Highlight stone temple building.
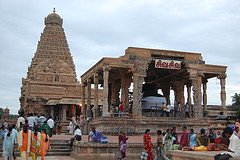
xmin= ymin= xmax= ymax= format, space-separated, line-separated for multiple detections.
xmin=20 ymin=9 xmax=81 ymax=122
xmin=81 ymin=47 xmax=228 ymax=133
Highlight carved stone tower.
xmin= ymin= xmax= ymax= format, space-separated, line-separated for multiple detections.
xmin=20 ymin=9 xmax=81 ymax=119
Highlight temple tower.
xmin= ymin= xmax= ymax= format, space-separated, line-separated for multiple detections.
xmin=20 ymin=9 xmax=81 ymax=120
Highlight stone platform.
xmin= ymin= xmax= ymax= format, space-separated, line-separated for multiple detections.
xmin=86 ymin=116 xmax=233 ymax=135
xmin=169 ymin=150 xmax=240 ymax=160
xmin=71 ymin=142 xmax=142 ymax=160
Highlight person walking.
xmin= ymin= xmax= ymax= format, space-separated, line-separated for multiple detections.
xmin=16 ymin=115 xmax=25 ymax=131
xmin=17 ymin=124 xmax=32 ymax=160
xmin=47 ymin=116 xmax=54 ymax=137
xmin=40 ymin=129 xmax=50 ymax=160
xmin=3 ymin=126 xmax=15 ymax=160
xmin=143 ymin=129 xmax=153 ymax=160
xmin=30 ymin=126 xmax=41 ymax=160
xmin=156 ymin=130 xmax=163 ymax=160
xmin=118 ymin=130 xmax=129 ymax=160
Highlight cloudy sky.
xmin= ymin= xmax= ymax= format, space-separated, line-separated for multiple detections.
xmin=0 ymin=0 xmax=240 ymax=114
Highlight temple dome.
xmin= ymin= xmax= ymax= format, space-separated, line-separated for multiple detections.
xmin=44 ymin=12 xmax=63 ymax=26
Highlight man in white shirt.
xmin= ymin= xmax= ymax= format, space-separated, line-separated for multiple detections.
xmin=74 ymin=125 xmax=82 ymax=141
xmin=16 ymin=115 xmax=25 ymax=131
xmin=47 ymin=116 xmax=54 ymax=137
xmin=27 ymin=113 xmax=35 ymax=131
xmin=70 ymin=125 xmax=82 ymax=149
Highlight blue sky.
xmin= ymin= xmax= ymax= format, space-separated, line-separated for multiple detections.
xmin=0 ymin=0 xmax=240 ymax=114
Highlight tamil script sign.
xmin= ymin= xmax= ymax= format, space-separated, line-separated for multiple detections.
xmin=155 ymin=59 xmax=181 ymax=70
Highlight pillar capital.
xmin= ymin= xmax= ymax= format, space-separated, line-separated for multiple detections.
xmin=217 ymin=73 xmax=227 ymax=79
xmin=87 ymin=78 xmax=92 ymax=84
xmin=103 ymin=65 xmax=110 ymax=71
xmin=81 ymin=83 xmax=86 ymax=87
xmin=94 ymin=72 xmax=99 ymax=78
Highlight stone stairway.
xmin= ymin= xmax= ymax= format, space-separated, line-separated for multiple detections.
xmin=0 ymin=139 xmax=71 ymax=157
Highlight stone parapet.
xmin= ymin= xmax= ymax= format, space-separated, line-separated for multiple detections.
xmin=169 ymin=150 xmax=240 ymax=160
xmin=71 ymin=142 xmax=142 ymax=160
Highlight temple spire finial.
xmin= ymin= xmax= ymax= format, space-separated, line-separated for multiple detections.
xmin=53 ymin=5 xmax=56 ymax=13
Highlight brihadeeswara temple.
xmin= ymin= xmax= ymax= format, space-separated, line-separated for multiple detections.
xmin=20 ymin=10 xmax=233 ymax=134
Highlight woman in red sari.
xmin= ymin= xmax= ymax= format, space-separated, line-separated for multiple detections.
xmin=143 ymin=129 xmax=154 ymax=160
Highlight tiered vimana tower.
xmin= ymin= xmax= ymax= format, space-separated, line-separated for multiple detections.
xmin=20 ymin=9 xmax=81 ymax=121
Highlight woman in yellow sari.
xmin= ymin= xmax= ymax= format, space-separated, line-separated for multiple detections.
xmin=30 ymin=126 xmax=41 ymax=160
xmin=40 ymin=129 xmax=49 ymax=160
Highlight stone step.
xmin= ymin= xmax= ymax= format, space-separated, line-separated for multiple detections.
xmin=0 ymin=139 xmax=71 ymax=157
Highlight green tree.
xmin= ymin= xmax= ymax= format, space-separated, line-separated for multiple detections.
xmin=232 ymin=93 xmax=240 ymax=116
xmin=0 ymin=107 xmax=3 ymax=119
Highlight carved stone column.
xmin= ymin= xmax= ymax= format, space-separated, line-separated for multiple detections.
xmin=111 ymin=80 xmax=117 ymax=105
xmin=162 ymin=84 xmax=170 ymax=105
xmin=191 ymin=76 xmax=203 ymax=118
xmin=62 ymin=105 xmax=67 ymax=121
xmin=172 ymin=80 xmax=185 ymax=105
xmin=81 ymin=83 xmax=86 ymax=117
xmin=202 ymin=78 xmax=208 ymax=115
xmin=102 ymin=65 xmax=110 ymax=117
xmin=120 ymin=73 xmax=132 ymax=112
xmin=131 ymin=56 xmax=151 ymax=117
xmin=218 ymin=74 xmax=227 ymax=116
xmin=87 ymin=79 xmax=92 ymax=118
xmin=132 ymin=72 xmax=144 ymax=116
xmin=187 ymin=83 xmax=192 ymax=105
xmin=186 ymin=83 xmax=192 ymax=116
xmin=50 ymin=107 xmax=54 ymax=119
xmin=93 ymin=73 xmax=99 ymax=118
xmin=121 ymin=73 xmax=127 ymax=110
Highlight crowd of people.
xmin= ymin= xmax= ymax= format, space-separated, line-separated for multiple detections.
xmin=140 ymin=118 xmax=240 ymax=160
xmin=0 ymin=113 xmax=54 ymax=160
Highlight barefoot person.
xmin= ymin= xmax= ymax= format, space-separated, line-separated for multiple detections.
xmin=17 ymin=124 xmax=32 ymax=160
xmin=143 ymin=129 xmax=153 ymax=160
xmin=40 ymin=129 xmax=49 ymax=160
xmin=118 ymin=130 xmax=129 ymax=160
xmin=30 ymin=126 xmax=41 ymax=160
xmin=3 ymin=126 xmax=15 ymax=160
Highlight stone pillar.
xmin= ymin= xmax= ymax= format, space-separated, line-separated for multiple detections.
xmin=186 ymin=83 xmax=192 ymax=116
xmin=191 ymin=76 xmax=203 ymax=118
xmin=111 ymin=80 xmax=117 ymax=105
xmin=120 ymin=73 xmax=132 ymax=112
xmin=87 ymin=79 xmax=92 ymax=118
xmin=187 ymin=84 xmax=192 ymax=105
xmin=93 ymin=73 xmax=99 ymax=118
xmin=173 ymin=80 xmax=185 ymax=106
xmin=72 ymin=104 xmax=76 ymax=118
xmin=62 ymin=105 xmax=67 ymax=121
xmin=218 ymin=74 xmax=227 ymax=116
xmin=102 ymin=65 xmax=110 ymax=117
xmin=50 ymin=107 xmax=54 ymax=119
xmin=120 ymin=73 xmax=127 ymax=109
xmin=162 ymin=85 xmax=170 ymax=104
xmin=202 ymin=79 xmax=208 ymax=115
xmin=81 ymin=83 xmax=86 ymax=117
xmin=132 ymin=72 xmax=144 ymax=116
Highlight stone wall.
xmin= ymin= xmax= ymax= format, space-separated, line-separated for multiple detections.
xmin=169 ymin=150 xmax=240 ymax=160
xmin=71 ymin=142 xmax=142 ymax=160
